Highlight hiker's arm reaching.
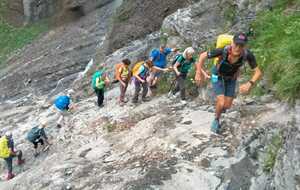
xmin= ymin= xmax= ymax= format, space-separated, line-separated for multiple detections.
xmin=153 ymin=66 xmax=168 ymax=72
xmin=41 ymin=129 xmax=51 ymax=145
xmin=134 ymin=75 xmax=145 ymax=83
xmin=239 ymin=67 xmax=262 ymax=94
xmin=195 ymin=52 xmax=210 ymax=85
xmin=172 ymin=48 xmax=179 ymax=52
xmin=250 ymin=67 xmax=262 ymax=84
xmin=173 ymin=62 xmax=181 ymax=76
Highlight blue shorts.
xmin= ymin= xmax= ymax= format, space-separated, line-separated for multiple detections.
xmin=211 ymin=66 xmax=236 ymax=97
xmin=212 ymin=78 xmax=236 ymax=97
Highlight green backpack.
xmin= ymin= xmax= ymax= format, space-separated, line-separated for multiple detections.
xmin=91 ymin=70 xmax=104 ymax=90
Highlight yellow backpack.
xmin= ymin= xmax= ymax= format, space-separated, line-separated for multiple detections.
xmin=0 ymin=136 xmax=10 ymax=159
xmin=132 ymin=61 xmax=144 ymax=76
xmin=214 ymin=34 xmax=233 ymax=64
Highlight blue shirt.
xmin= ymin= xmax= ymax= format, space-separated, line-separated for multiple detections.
xmin=150 ymin=48 xmax=172 ymax=68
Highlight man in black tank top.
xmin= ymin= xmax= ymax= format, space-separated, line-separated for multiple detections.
xmin=195 ymin=33 xmax=262 ymax=134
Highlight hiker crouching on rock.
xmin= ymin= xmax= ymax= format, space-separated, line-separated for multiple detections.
xmin=0 ymin=132 xmax=25 ymax=180
xmin=148 ymin=45 xmax=178 ymax=89
xmin=170 ymin=47 xmax=196 ymax=104
xmin=132 ymin=60 xmax=153 ymax=103
xmin=195 ymin=33 xmax=262 ymax=134
xmin=91 ymin=68 xmax=110 ymax=107
xmin=54 ymin=89 xmax=75 ymax=128
xmin=27 ymin=120 xmax=51 ymax=157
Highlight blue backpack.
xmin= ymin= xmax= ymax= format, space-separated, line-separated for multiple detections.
xmin=27 ymin=126 xmax=41 ymax=142
xmin=54 ymin=95 xmax=70 ymax=111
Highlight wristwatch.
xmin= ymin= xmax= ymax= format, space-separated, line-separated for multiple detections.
xmin=249 ymin=80 xmax=255 ymax=86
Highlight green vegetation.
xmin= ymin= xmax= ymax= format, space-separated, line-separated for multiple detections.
xmin=0 ymin=20 xmax=48 ymax=65
xmin=113 ymin=0 xmax=135 ymax=23
xmin=0 ymin=0 xmax=48 ymax=66
xmin=263 ymin=132 xmax=283 ymax=173
xmin=103 ymin=123 xmax=117 ymax=132
xmin=249 ymin=0 xmax=300 ymax=103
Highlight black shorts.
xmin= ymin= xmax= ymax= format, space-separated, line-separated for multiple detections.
xmin=33 ymin=138 xmax=44 ymax=149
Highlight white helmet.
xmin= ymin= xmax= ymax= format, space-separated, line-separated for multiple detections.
xmin=5 ymin=131 xmax=12 ymax=138
xmin=67 ymin=89 xmax=75 ymax=96
xmin=39 ymin=118 xmax=47 ymax=127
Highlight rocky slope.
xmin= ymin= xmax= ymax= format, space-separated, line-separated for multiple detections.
xmin=0 ymin=0 xmax=299 ymax=189
xmin=0 ymin=83 xmax=299 ymax=190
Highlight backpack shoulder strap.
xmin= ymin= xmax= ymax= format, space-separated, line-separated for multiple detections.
xmin=221 ymin=45 xmax=231 ymax=62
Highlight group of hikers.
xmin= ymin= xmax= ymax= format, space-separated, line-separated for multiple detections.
xmin=0 ymin=32 xmax=262 ymax=180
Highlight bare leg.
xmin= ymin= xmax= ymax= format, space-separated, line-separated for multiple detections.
xmin=215 ymin=95 xmax=225 ymax=119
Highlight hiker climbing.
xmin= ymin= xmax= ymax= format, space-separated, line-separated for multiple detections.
xmin=148 ymin=45 xmax=178 ymax=89
xmin=169 ymin=47 xmax=196 ymax=104
xmin=54 ymin=89 xmax=75 ymax=128
xmin=91 ymin=67 xmax=110 ymax=107
xmin=0 ymin=132 xmax=25 ymax=180
xmin=132 ymin=60 xmax=153 ymax=103
xmin=27 ymin=120 xmax=51 ymax=157
xmin=114 ymin=59 xmax=132 ymax=105
xmin=195 ymin=33 xmax=262 ymax=134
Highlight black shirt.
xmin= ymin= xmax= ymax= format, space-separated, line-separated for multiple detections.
xmin=207 ymin=47 xmax=257 ymax=76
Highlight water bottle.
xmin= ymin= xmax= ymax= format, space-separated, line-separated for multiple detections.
xmin=211 ymin=74 xmax=218 ymax=83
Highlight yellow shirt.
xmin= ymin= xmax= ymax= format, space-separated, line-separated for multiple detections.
xmin=119 ymin=66 xmax=129 ymax=79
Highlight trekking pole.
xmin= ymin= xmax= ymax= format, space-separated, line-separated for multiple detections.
xmin=168 ymin=75 xmax=178 ymax=93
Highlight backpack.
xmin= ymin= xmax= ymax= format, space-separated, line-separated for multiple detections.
xmin=114 ymin=63 xmax=131 ymax=82
xmin=214 ymin=34 xmax=234 ymax=65
xmin=27 ymin=126 xmax=41 ymax=143
xmin=54 ymin=95 xmax=70 ymax=111
xmin=114 ymin=63 xmax=123 ymax=81
xmin=0 ymin=136 xmax=10 ymax=158
xmin=91 ymin=71 xmax=104 ymax=90
xmin=171 ymin=54 xmax=184 ymax=66
xmin=132 ymin=61 xmax=145 ymax=76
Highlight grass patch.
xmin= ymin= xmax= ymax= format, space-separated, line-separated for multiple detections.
xmin=263 ymin=132 xmax=283 ymax=173
xmin=249 ymin=0 xmax=300 ymax=103
xmin=0 ymin=19 xmax=48 ymax=66
xmin=103 ymin=122 xmax=117 ymax=132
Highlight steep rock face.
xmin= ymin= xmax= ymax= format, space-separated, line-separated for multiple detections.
xmin=3 ymin=0 xmax=115 ymax=25
xmin=23 ymin=0 xmax=62 ymax=23
xmin=0 ymin=1 xmax=120 ymax=102
xmin=4 ymin=0 xmax=24 ymax=26
xmin=104 ymin=0 xmax=193 ymax=55
xmin=162 ymin=0 xmax=275 ymax=48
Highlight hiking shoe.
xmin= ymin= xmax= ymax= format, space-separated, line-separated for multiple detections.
xmin=211 ymin=119 xmax=221 ymax=134
xmin=6 ymin=172 xmax=15 ymax=180
xmin=150 ymin=85 xmax=157 ymax=89
xmin=168 ymin=92 xmax=177 ymax=100
xmin=180 ymin=100 xmax=187 ymax=105
xmin=34 ymin=152 xmax=39 ymax=157
xmin=132 ymin=99 xmax=138 ymax=104
xmin=17 ymin=159 xmax=25 ymax=165
xmin=142 ymin=97 xmax=151 ymax=102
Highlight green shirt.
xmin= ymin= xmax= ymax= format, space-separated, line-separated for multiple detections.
xmin=176 ymin=55 xmax=195 ymax=74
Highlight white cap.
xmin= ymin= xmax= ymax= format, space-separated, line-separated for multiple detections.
xmin=5 ymin=131 xmax=12 ymax=138
xmin=39 ymin=118 xmax=47 ymax=127
xmin=67 ymin=89 xmax=75 ymax=96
